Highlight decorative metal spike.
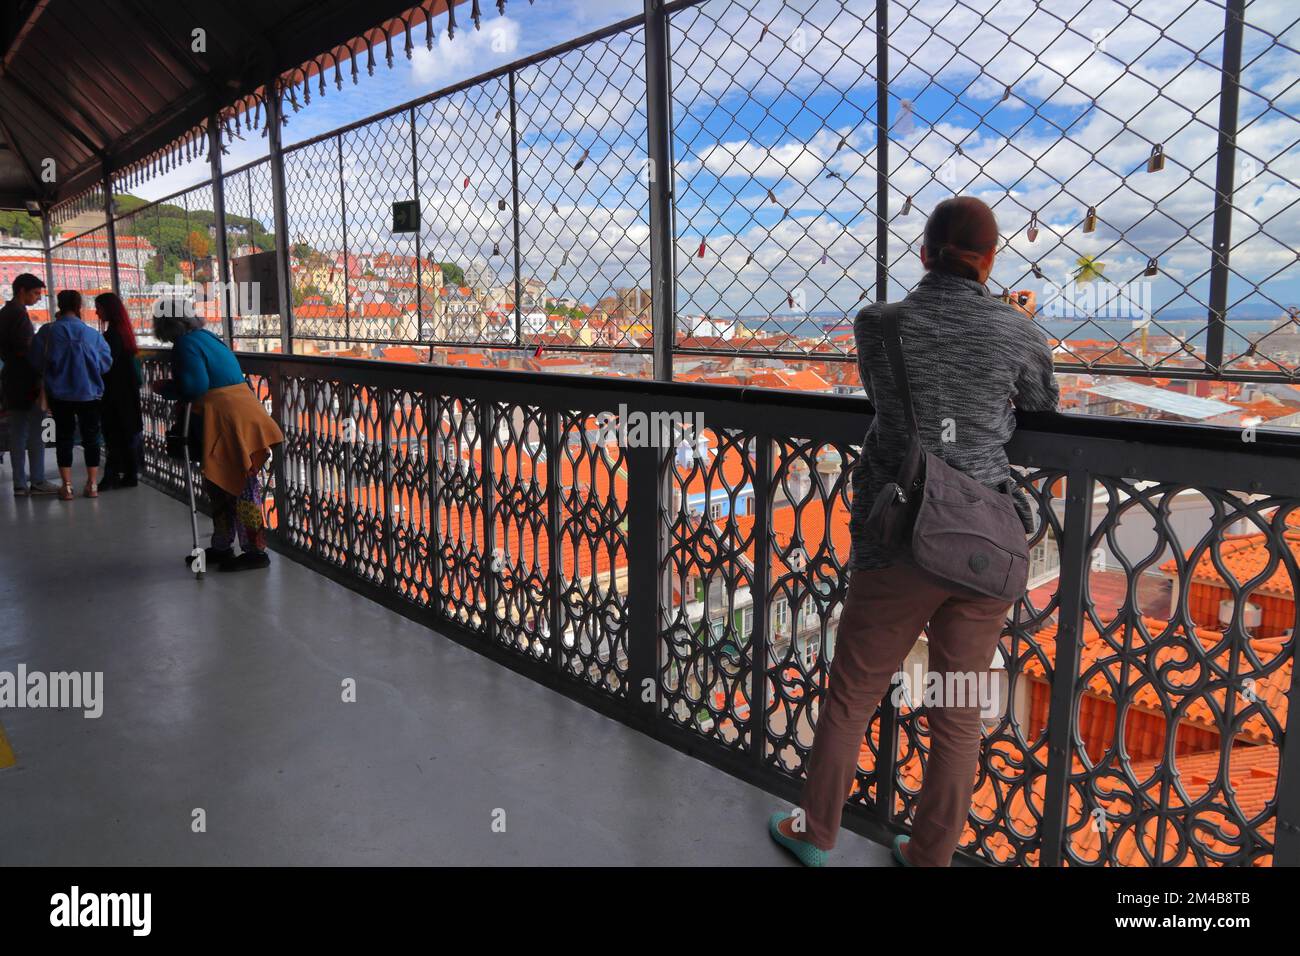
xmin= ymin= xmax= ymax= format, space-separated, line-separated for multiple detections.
xmin=351 ymin=54 xmax=359 ymax=84
xmin=335 ymin=60 xmax=344 ymax=89
xmin=366 ymin=40 xmax=375 ymax=76
xmin=1147 ymin=144 xmax=1165 ymax=173
xmin=1083 ymin=205 xmax=1097 ymax=233
xmin=404 ymin=23 xmax=413 ymax=59
xmin=1144 ymin=257 xmax=1158 ymax=276
xmin=901 ymin=194 xmax=912 ymax=216
xmin=302 ymin=77 xmax=310 ymax=106
xmin=384 ymin=34 xmax=394 ymax=68
xmin=1027 ymin=211 xmax=1039 ymax=243
xmin=498 ymin=0 xmax=506 ymax=15
xmin=471 ymin=0 xmax=481 ymax=30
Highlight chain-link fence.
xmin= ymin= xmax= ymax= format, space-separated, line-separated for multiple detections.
xmin=48 ymin=226 xmax=114 ymax=307
xmin=75 ymin=0 xmax=1297 ymax=382
xmin=0 ymin=237 xmax=52 ymax=322
xmin=221 ymin=158 xmax=283 ymax=350
xmin=667 ymin=0 xmax=1299 ymax=381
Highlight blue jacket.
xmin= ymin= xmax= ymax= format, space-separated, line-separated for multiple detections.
xmin=30 ymin=313 xmax=112 ymax=402
xmin=158 ymin=329 xmax=245 ymax=402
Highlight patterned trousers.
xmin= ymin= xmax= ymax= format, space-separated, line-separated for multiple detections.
xmin=205 ymin=469 xmax=266 ymax=554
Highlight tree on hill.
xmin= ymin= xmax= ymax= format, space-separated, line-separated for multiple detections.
xmin=439 ymin=262 xmax=464 ymax=286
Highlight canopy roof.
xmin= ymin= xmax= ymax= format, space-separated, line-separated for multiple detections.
xmin=0 ymin=0 xmax=496 ymax=210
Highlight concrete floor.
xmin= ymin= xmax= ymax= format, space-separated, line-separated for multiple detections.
xmin=0 ymin=452 xmax=891 ymax=866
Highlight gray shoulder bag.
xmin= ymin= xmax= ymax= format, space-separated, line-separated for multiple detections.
xmin=863 ymin=303 xmax=1030 ymax=602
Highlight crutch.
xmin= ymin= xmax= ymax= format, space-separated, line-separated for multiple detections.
xmin=181 ymin=402 xmax=204 ymax=580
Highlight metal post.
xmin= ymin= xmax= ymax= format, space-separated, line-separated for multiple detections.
xmin=381 ymin=388 xmax=397 ymax=590
xmin=338 ymin=137 xmax=352 ymax=345
xmin=208 ymin=115 xmax=234 ymax=346
xmin=1276 ymin=670 xmax=1300 ymax=865
xmin=644 ymin=0 xmax=675 ymax=382
xmin=1203 ymin=0 xmax=1245 ymax=374
xmin=508 ymin=70 xmax=524 ymax=348
xmin=102 ymin=159 xmax=120 ymax=298
xmin=626 ymin=435 xmax=661 ymax=719
xmin=265 ymin=80 xmax=295 ymax=355
xmin=750 ymin=436 xmax=772 ymax=765
xmin=546 ymin=409 xmax=563 ymax=671
xmin=1039 ymin=467 xmax=1093 ymax=866
xmin=40 ymin=210 xmax=55 ymax=304
xmin=409 ymin=106 xmax=425 ymax=345
xmin=874 ymin=0 xmax=889 ymax=302
xmin=479 ymin=400 xmax=497 ymax=642
xmin=268 ymin=364 xmax=289 ymax=545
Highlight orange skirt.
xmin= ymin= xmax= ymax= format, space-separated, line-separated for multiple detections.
xmin=195 ymin=383 xmax=284 ymax=496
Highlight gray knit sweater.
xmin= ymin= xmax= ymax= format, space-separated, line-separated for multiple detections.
xmin=848 ymin=270 xmax=1060 ymax=570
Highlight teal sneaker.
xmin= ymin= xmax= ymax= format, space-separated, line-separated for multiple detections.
xmin=892 ymin=834 xmax=913 ymax=866
xmin=768 ymin=811 xmax=827 ymax=867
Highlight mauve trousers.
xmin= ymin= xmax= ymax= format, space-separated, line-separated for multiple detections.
xmin=800 ymin=563 xmax=1010 ymax=866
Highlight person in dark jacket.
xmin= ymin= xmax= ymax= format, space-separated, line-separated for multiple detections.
xmin=93 ymin=292 xmax=143 ymax=489
xmin=29 ymin=289 xmax=112 ymax=500
xmin=0 ymin=273 xmax=60 ymax=495
xmin=768 ymin=197 xmax=1060 ymax=868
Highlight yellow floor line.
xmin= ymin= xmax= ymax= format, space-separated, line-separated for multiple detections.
xmin=0 ymin=719 xmax=15 ymax=769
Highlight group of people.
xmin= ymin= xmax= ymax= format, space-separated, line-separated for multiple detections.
xmin=4 ymin=196 xmax=1059 ymax=861
xmin=0 ymin=273 xmax=283 ymax=573
xmin=0 ymin=274 xmax=143 ymax=498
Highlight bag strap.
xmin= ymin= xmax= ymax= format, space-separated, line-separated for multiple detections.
xmin=879 ymin=303 xmax=920 ymax=440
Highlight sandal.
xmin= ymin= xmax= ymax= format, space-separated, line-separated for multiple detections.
xmin=58 ymin=482 xmax=75 ymax=501
xmin=84 ymin=481 xmax=98 ymax=498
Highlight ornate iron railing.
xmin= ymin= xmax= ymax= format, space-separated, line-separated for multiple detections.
xmin=138 ymin=350 xmax=1300 ymax=866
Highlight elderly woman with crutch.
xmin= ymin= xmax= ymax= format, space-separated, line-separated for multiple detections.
xmin=150 ymin=298 xmax=283 ymax=573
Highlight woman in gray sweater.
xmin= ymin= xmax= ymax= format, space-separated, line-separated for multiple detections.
xmin=769 ymin=197 xmax=1059 ymax=867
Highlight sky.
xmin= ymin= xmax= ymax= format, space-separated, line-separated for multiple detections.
xmin=110 ymin=0 xmax=1299 ymax=361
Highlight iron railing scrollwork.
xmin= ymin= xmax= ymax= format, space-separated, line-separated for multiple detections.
xmin=137 ymin=351 xmax=1300 ymax=866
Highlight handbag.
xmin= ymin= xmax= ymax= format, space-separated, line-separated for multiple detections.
xmin=165 ymin=402 xmax=204 ymax=464
xmin=863 ymin=303 xmax=1029 ymax=602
